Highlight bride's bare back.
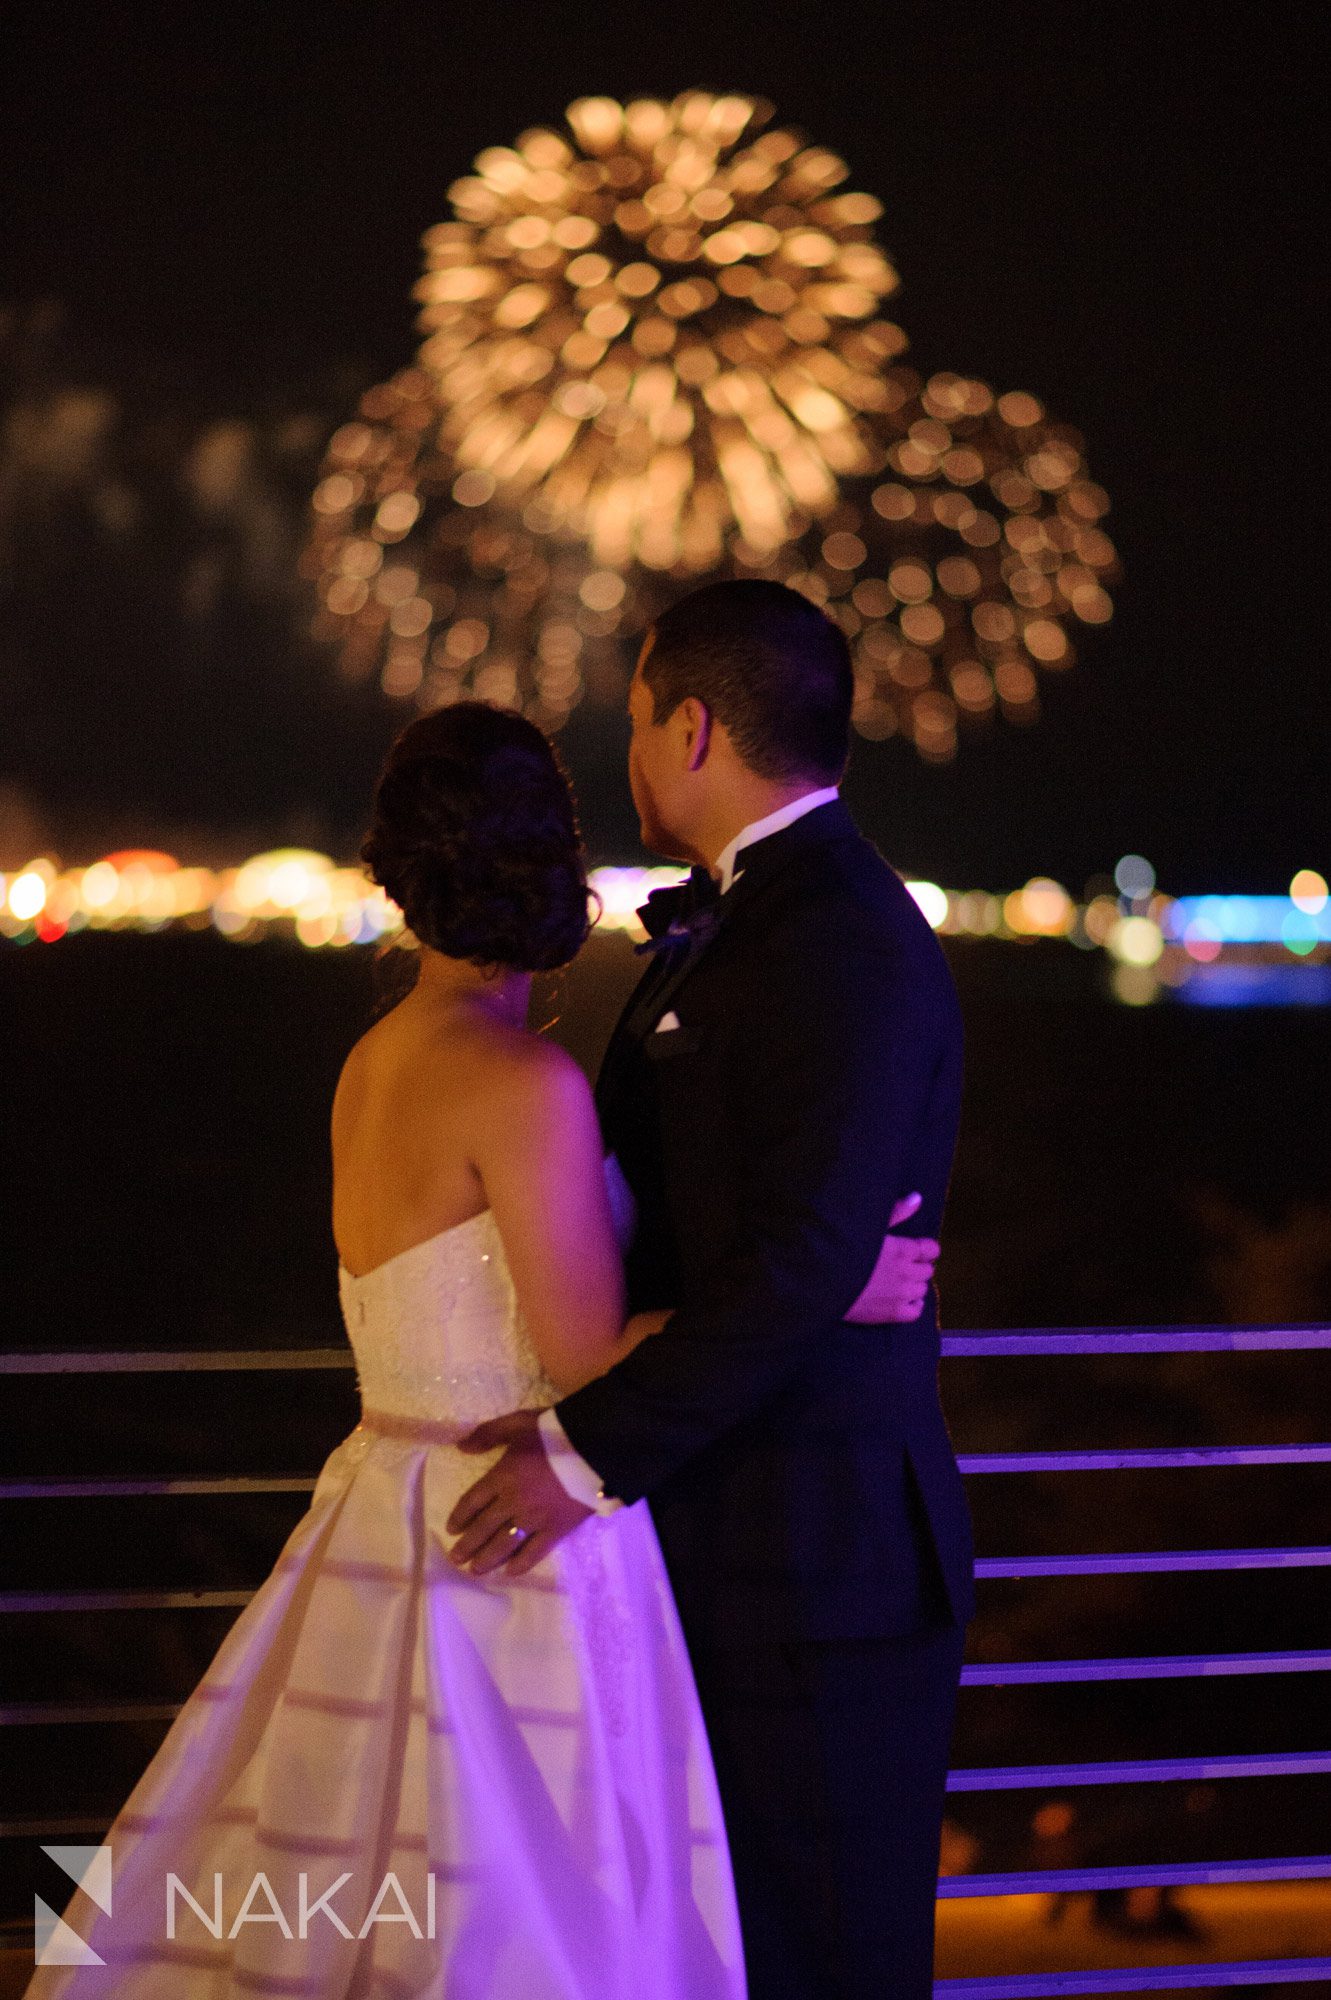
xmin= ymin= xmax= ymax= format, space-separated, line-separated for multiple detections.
xmin=330 ymin=973 xmax=629 ymax=1393
xmin=331 ymin=997 xmax=497 ymax=1279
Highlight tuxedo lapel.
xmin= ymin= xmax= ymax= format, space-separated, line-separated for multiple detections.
xmin=595 ymin=800 xmax=857 ymax=1117
xmin=596 ymin=916 xmax=723 ymax=1114
xmin=654 ymin=799 xmax=855 ymax=1010
xmin=625 ymin=920 xmax=716 ymax=1035
xmin=595 ymin=948 xmax=677 ymax=1113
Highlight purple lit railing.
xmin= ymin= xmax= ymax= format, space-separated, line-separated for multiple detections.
xmin=933 ymin=1319 xmax=1331 ymax=1994
xmin=940 ymin=1856 xmax=1331 ymax=1894
xmin=975 ymin=1546 xmax=1331 ymax=1574
xmin=960 ymin=1443 xmax=1331 ymax=1468
xmin=3 ymin=1323 xmax=1329 ymax=1994
xmin=941 ymin=1325 xmax=1331 ymax=1353
xmin=936 ymin=1967 xmax=1331 ymax=1996
xmin=947 ymin=1750 xmax=1331 ymax=1789
xmin=962 ymin=1648 xmax=1329 ymax=1682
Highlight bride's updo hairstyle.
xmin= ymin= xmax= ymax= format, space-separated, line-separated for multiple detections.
xmin=361 ymin=702 xmax=594 ymax=971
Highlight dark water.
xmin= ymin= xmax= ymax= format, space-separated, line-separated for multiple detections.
xmin=3 ymin=926 xmax=1328 ymax=1346
xmin=1 ymin=931 xmax=1328 ymax=1909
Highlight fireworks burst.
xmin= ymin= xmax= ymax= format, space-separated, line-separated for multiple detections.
xmin=412 ymin=91 xmax=903 ymax=570
xmin=735 ymin=368 xmax=1119 ymax=758
xmin=306 ymin=368 xmax=658 ymax=726
xmin=306 ymin=363 xmax=1116 ymax=752
xmin=306 ymin=93 xmax=1117 ymax=757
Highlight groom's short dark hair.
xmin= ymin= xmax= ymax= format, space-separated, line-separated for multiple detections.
xmin=640 ymin=579 xmax=853 ymax=784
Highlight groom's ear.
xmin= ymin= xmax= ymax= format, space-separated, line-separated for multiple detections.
xmin=681 ymin=697 xmax=713 ymax=772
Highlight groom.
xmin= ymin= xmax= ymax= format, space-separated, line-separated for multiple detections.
xmin=450 ymin=579 xmax=975 ymax=1998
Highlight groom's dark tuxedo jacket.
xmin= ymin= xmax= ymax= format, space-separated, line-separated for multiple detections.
xmin=555 ymin=799 xmax=976 ymax=1647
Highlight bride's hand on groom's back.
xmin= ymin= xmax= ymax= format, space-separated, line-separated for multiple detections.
xmin=843 ymin=1193 xmax=940 ymax=1324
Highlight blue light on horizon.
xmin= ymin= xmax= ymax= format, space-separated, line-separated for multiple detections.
xmin=1165 ymin=896 xmax=1331 ymax=945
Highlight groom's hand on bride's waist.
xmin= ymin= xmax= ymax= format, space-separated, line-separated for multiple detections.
xmin=844 ymin=1192 xmax=941 ymax=1324
xmin=446 ymin=1410 xmax=593 ymax=1578
xmin=445 ymin=1190 xmax=937 ymax=1573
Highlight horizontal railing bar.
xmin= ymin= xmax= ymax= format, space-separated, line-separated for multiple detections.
xmin=7 ymin=1653 xmax=1326 ymax=1722
xmin=962 ymin=1649 xmax=1331 ymax=1684
xmin=0 ymin=1476 xmax=319 ymax=1498
xmin=939 ymin=1853 xmax=1331 ymax=1894
xmin=947 ymin=1749 xmax=1331 ymax=1790
xmin=0 ymin=1818 xmax=1321 ymax=1894
xmin=0 ymin=1348 xmax=354 ymax=1374
xmin=0 ymin=1785 xmax=1322 ymax=1899
xmin=0 ymin=1589 xmax=255 ymax=1612
xmin=5 ymin=1657 xmax=1325 ymax=1726
xmin=977 ymin=1547 xmax=1331 ymax=1576
xmin=4 ymin=1459 xmax=1327 ymax=1502
xmin=942 ymin=1325 xmax=1331 ymax=1355
xmin=4 ymin=1461 xmax=1326 ymax=1504
xmin=1 ymin=1702 xmax=185 ymax=1725
xmin=3 ymin=1325 xmax=1328 ymax=1374
xmin=960 ymin=1444 xmax=1331 ymax=1471
xmin=933 ymin=1961 xmax=1331 ymax=1996
xmin=0 ymin=1823 xmax=1324 ymax=1907
xmin=8 ymin=1551 xmax=1331 ymax=1611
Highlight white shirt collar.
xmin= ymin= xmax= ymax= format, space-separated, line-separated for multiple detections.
xmin=713 ymin=787 xmax=841 ymax=895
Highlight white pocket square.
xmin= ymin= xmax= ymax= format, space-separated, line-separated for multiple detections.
xmin=653 ymin=1010 xmax=682 ymax=1033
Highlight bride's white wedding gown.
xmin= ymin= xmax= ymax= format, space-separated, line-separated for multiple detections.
xmin=26 ymin=1177 xmax=746 ymax=1998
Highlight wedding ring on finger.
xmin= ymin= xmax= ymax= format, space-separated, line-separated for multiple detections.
xmin=506 ymin=1524 xmax=528 ymax=1542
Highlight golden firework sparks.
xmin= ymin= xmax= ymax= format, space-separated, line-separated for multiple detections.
xmin=305 ymin=368 xmax=658 ymax=725
xmin=306 ymin=97 xmax=1117 ymax=759
xmin=412 ymin=92 xmax=904 ymax=571
xmin=737 ymin=369 xmax=1119 ymax=760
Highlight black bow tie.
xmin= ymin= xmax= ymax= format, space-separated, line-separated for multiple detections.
xmin=634 ymin=866 xmax=724 ymax=956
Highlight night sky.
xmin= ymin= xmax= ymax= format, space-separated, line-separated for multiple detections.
xmin=2 ymin=5 xmax=1323 ymax=891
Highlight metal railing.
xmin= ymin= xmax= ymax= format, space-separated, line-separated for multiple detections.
xmin=2 ymin=1323 xmax=1329 ymax=1995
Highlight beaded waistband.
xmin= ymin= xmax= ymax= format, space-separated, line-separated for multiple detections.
xmin=357 ymin=1406 xmax=476 ymax=1447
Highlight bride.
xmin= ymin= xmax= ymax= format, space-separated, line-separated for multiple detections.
xmin=26 ymin=700 xmax=930 ymax=1998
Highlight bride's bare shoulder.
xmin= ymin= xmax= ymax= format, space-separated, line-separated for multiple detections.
xmin=459 ymin=1027 xmax=602 ymax=1199
xmin=329 ymin=1011 xmax=394 ymax=1116
xmin=331 ymin=1004 xmax=589 ymax=1139
xmin=462 ymin=1021 xmax=592 ymax=1123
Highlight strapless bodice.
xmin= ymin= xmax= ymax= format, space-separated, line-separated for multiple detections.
xmin=337 ymin=1207 xmax=560 ymax=1430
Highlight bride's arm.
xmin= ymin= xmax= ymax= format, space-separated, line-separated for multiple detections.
xmin=470 ymin=1039 xmax=652 ymax=1395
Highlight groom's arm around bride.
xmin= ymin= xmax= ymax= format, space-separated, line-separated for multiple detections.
xmin=558 ymin=794 xmax=974 ymax=1642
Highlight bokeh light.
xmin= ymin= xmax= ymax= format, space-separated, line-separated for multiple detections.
xmin=721 ymin=369 xmax=1118 ymax=757
xmin=905 ymin=879 xmax=949 ymax=929
xmin=1111 ymin=963 xmax=1161 ymax=1007
xmin=3 ymin=849 xmax=1325 ymax=1009
xmin=308 ymin=360 xmax=1116 ymax=751
xmin=305 ymin=95 xmax=1116 ymax=757
xmin=305 ymin=369 xmax=659 ymax=722
xmin=6 ymin=868 xmax=49 ymax=922
xmin=1115 ymin=853 xmax=1156 ymax=900
xmin=1290 ymin=869 xmax=1328 ymax=915
xmin=1009 ymin=877 xmax=1076 ymax=936
xmin=1282 ymin=911 xmax=1320 ymax=956
xmin=1109 ymin=914 xmax=1166 ymax=966
xmin=413 ymin=92 xmax=903 ymax=571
